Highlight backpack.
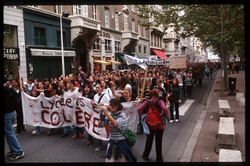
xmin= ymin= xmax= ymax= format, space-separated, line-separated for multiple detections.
xmin=124 ymin=126 xmax=136 ymax=147
xmin=117 ymin=113 xmax=136 ymax=147
xmin=146 ymin=100 xmax=163 ymax=131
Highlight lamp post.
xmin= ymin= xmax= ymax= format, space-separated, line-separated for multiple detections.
xmin=60 ymin=6 xmax=70 ymax=77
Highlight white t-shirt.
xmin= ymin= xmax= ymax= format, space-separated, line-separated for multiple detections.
xmin=93 ymin=92 xmax=111 ymax=104
xmin=68 ymin=87 xmax=79 ymax=93
xmin=103 ymin=88 xmax=114 ymax=99
xmin=175 ymin=73 xmax=183 ymax=86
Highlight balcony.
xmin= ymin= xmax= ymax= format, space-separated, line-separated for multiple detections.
xmin=163 ymin=33 xmax=180 ymax=42
xmin=121 ymin=31 xmax=139 ymax=40
xmin=70 ymin=15 xmax=101 ymax=31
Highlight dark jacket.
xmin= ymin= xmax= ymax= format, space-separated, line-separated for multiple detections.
xmin=4 ymin=86 xmax=18 ymax=114
xmin=167 ymin=85 xmax=182 ymax=103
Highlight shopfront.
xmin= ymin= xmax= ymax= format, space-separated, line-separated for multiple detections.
xmin=4 ymin=24 xmax=20 ymax=81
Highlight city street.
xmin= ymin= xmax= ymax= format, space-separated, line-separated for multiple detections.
xmin=5 ymin=75 xmax=215 ymax=163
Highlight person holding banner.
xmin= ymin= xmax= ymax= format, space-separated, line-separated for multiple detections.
xmin=91 ymin=83 xmax=111 ymax=151
xmin=63 ymin=80 xmax=80 ymax=138
xmin=99 ymin=98 xmax=137 ymax=162
xmin=82 ymin=84 xmax=96 ymax=145
xmin=42 ymin=83 xmax=61 ymax=136
xmin=11 ymin=78 xmax=26 ymax=135
xmin=31 ymin=82 xmax=45 ymax=135
xmin=4 ymin=80 xmax=25 ymax=160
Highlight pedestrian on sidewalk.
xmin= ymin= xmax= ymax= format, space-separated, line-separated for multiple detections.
xmin=4 ymin=80 xmax=25 ymax=160
xmin=167 ymin=78 xmax=182 ymax=123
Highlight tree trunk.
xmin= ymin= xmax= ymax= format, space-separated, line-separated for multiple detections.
xmin=220 ymin=43 xmax=225 ymax=97
xmin=224 ymin=45 xmax=228 ymax=91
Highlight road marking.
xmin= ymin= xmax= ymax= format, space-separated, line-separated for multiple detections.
xmin=173 ymin=99 xmax=195 ymax=116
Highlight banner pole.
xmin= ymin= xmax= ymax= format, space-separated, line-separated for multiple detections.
xmin=18 ymin=66 xmax=22 ymax=88
xmin=140 ymin=66 xmax=148 ymax=99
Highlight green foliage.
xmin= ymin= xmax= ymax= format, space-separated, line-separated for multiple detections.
xmin=136 ymin=4 xmax=244 ymax=59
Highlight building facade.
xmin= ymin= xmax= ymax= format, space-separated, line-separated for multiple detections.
xmin=4 ymin=5 xmax=207 ymax=81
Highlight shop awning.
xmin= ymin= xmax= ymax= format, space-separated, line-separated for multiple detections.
xmin=30 ymin=48 xmax=76 ymax=57
xmin=93 ymin=60 xmax=111 ymax=65
xmin=107 ymin=60 xmax=121 ymax=65
xmin=152 ymin=49 xmax=168 ymax=59
xmin=117 ymin=55 xmax=126 ymax=62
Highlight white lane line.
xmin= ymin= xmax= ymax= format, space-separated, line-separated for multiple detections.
xmin=174 ymin=99 xmax=195 ymax=116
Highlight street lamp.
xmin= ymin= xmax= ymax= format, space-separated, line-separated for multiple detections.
xmin=60 ymin=6 xmax=70 ymax=76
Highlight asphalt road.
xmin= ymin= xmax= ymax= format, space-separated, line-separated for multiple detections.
xmin=5 ymin=76 xmax=215 ymax=163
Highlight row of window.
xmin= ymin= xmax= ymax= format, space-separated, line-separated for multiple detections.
xmin=34 ymin=27 xmax=66 ymax=47
xmin=138 ymin=45 xmax=147 ymax=54
xmin=30 ymin=5 xmax=147 ymax=37
xmin=21 ymin=24 xmax=147 ymax=53
xmin=92 ymin=40 xmax=119 ymax=51
xmin=92 ymin=40 xmax=147 ymax=54
xmin=104 ymin=7 xmax=146 ymax=37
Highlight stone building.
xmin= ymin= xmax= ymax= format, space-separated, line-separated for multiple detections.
xmin=4 ymin=5 xmax=201 ymax=81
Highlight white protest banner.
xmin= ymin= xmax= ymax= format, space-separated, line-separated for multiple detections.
xmin=21 ymin=91 xmax=140 ymax=140
xmin=124 ymin=54 xmax=147 ymax=70
xmin=146 ymin=60 xmax=169 ymax=66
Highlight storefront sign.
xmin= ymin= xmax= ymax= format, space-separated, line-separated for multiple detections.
xmin=30 ymin=48 xmax=76 ymax=57
xmin=3 ymin=47 xmax=19 ymax=60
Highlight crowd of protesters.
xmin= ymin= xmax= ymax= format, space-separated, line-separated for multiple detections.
xmin=4 ymin=61 xmax=245 ymax=161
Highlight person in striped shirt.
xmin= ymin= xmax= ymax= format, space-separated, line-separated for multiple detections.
xmin=99 ymin=98 xmax=137 ymax=162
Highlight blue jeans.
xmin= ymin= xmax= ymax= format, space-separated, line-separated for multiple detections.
xmin=34 ymin=126 xmax=41 ymax=132
xmin=96 ymin=139 xmax=103 ymax=148
xmin=170 ymin=102 xmax=180 ymax=120
xmin=73 ymin=127 xmax=85 ymax=135
xmin=4 ymin=112 xmax=23 ymax=155
xmin=63 ymin=125 xmax=73 ymax=134
xmin=106 ymin=139 xmax=137 ymax=162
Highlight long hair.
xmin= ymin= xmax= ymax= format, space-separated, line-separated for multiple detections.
xmin=172 ymin=78 xmax=179 ymax=85
xmin=82 ymin=83 xmax=94 ymax=95
xmin=119 ymin=76 xmax=131 ymax=89
xmin=149 ymin=89 xmax=159 ymax=98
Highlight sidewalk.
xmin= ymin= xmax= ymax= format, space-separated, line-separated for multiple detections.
xmin=182 ymin=69 xmax=245 ymax=162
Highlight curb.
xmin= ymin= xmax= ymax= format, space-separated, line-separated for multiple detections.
xmin=180 ymin=70 xmax=221 ymax=162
